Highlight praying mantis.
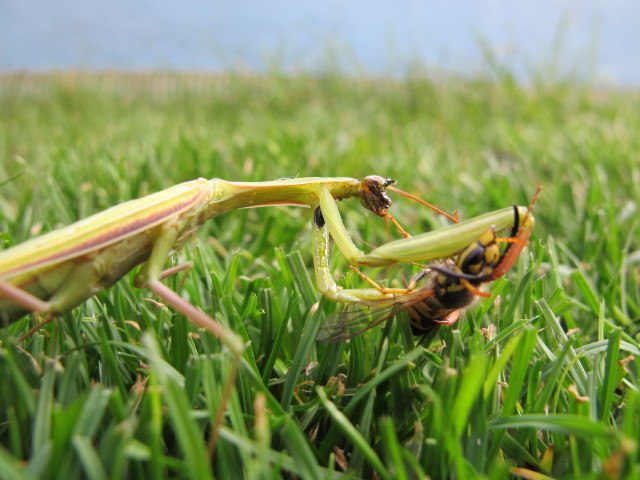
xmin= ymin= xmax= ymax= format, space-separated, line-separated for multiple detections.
xmin=0 ymin=174 xmax=537 ymax=456
xmin=0 ymin=175 xmax=535 ymax=340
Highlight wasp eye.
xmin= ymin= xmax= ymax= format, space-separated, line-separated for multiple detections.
xmin=484 ymin=244 xmax=500 ymax=266
xmin=460 ymin=246 xmax=485 ymax=274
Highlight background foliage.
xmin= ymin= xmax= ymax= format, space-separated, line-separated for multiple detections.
xmin=1 ymin=71 xmax=639 ymax=478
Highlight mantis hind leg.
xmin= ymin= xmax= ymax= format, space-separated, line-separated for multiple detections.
xmin=0 ymin=281 xmax=57 ymax=339
xmin=136 ymin=219 xmax=244 ymax=459
xmin=0 ymin=280 xmax=51 ymax=315
xmin=147 ymin=280 xmax=243 ymax=458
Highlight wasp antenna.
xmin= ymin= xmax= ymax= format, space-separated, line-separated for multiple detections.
xmin=429 ymin=264 xmax=485 ymax=282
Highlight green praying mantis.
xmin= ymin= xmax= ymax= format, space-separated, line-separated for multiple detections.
xmin=0 ymin=174 xmax=538 ymax=455
xmin=0 ymin=175 xmax=536 ymax=342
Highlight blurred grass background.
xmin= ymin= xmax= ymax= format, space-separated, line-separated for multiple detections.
xmin=0 ymin=71 xmax=639 ymax=478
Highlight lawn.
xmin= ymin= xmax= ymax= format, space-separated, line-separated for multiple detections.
xmin=1 ymin=71 xmax=639 ymax=479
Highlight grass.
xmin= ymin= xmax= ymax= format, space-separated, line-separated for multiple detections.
xmin=1 ymin=70 xmax=639 ymax=479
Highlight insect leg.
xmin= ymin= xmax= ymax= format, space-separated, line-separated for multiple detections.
xmin=347 ymin=265 xmax=414 ymax=295
xmin=317 ymin=185 xmax=395 ymax=268
xmin=381 ymin=211 xmax=412 ymax=238
xmin=0 ymin=281 xmax=59 ymax=339
xmin=433 ymin=310 xmax=462 ymax=325
xmin=135 ymin=219 xmax=244 ymax=459
xmin=3 ymin=258 xmax=121 ymax=333
xmin=0 ymin=280 xmax=51 ymax=314
xmin=158 ymin=262 xmax=193 ymax=281
xmin=311 ymin=207 xmax=398 ymax=305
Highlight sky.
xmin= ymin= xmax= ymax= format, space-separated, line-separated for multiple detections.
xmin=1 ymin=0 xmax=638 ymax=85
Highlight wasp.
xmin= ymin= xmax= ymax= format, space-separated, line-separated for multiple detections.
xmin=317 ymin=188 xmax=540 ymax=343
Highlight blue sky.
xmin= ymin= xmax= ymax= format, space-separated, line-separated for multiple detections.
xmin=1 ymin=0 xmax=638 ymax=85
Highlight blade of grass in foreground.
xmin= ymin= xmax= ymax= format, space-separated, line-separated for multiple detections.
xmin=143 ymin=333 xmax=214 ymax=480
xmin=317 ymin=388 xmax=390 ymax=480
xmin=598 ymin=328 xmax=622 ymax=422
xmin=378 ymin=416 xmax=409 ymax=480
xmin=489 ymin=414 xmax=615 ymax=438
xmin=537 ymin=299 xmax=589 ymax=393
xmin=0 ymin=446 xmax=32 ymax=480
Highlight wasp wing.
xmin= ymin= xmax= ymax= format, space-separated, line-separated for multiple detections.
xmin=316 ymin=289 xmax=437 ymax=343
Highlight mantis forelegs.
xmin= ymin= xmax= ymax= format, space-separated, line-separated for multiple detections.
xmin=311 ymin=205 xmax=399 ymax=305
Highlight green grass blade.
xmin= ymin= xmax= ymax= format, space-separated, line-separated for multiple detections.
xmin=378 ymin=417 xmax=409 ymax=480
xmin=501 ymin=327 xmax=537 ymax=417
xmin=536 ymin=298 xmax=589 ymax=393
xmin=489 ymin=414 xmax=614 ymax=438
xmin=0 ymin=447 xmax=31 ymax=480
xmin=142 ymin=333 xmax=214 ymax=480
xmin=317 ymin=388 xmax=390 ymax=480
xmin=72 ymin=435 xmax=108 ymax=480
xmin=452 ymin=349 xmax=487 ymax=438
xmin=598 ymin=327 xmax=621 ymax=421
xmin=279 ymin=305 xmax=322 ymax=409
